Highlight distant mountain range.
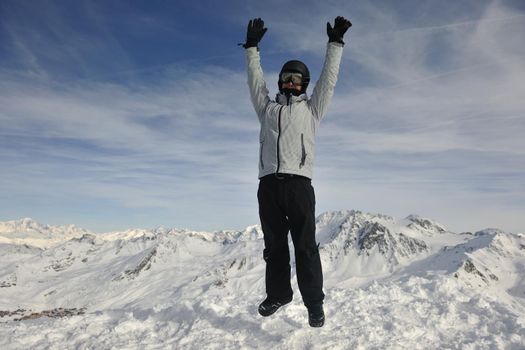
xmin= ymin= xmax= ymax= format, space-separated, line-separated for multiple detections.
xmin=1 ymin=212 xmax=524 ymax=349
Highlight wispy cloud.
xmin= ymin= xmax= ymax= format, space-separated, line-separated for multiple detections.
xmin=230 ymin=0 xmax=525 ymax=232
xmin=0 ymin=61 xmax=261 ymax=230
xmin=0 ymin=0 xmax=524 ymax=233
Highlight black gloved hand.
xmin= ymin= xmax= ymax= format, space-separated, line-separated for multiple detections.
xmin=327 ymin=16 xmax=352 ymax=45
xmin=244 ymin=18 xmax=267 ymax=49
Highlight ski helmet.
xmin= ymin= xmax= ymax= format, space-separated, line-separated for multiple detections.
xmin=279 ymin=60 xmax=310 ymax=94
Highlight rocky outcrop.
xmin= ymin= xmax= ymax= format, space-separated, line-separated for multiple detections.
xmin=405 ymin=215 xmax=447 ymax=235
xmin=318 ymin=211 xmax=430 ymax=268
xmin=113 ymin=247 xmax=157 ymax=281
xmin=0 ymin=308 xmax=86 ymax=321
xmin=356 ymin=222 xmax=429 ymax=264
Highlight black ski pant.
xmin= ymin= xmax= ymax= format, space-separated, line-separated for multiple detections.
xmin=257 ymin=174 xmax=324 ymax=308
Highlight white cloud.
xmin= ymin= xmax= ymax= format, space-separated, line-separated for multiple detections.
xmin=1 ymin=0 xmax=524 ymax=233
xmin=0 ymin=64 xmax=262 ymax=229
xmin=261 ymin=0 xmax=525 ymax=232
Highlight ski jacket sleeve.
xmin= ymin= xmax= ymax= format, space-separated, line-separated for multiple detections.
xmin=245 ymin=47 xmax=271 ymax=123
xmin=308 ymin=42 xmax=344 ymax=122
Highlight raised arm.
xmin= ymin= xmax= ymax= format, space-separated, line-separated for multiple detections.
xmin=243 ymin=18 xmax=270 ymax=121
xmin=309 ymin=16 xmax=352 ymax=122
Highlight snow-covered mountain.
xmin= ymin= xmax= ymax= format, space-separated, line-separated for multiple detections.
xmin=318 ymin=211 xmax=436 ymax=278
xmin=0 ymin=218 xmax=92 ymax=248
xmin=0 ymin=212 xmax=524 ymax=349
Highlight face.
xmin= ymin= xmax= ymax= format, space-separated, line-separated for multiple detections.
xmin=281 ymin=81 xmax=302 ymax=91
xmin=280 ymin=72 xmax=303 ymax=91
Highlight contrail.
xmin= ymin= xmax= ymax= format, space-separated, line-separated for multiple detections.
xmin=362 ymin=14 xmax=525 ymax=37
xmin=397 ymin=14 xmax=525 ymax=33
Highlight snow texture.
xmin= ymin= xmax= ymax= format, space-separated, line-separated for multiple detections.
xmin=1 ymin=212 xmax=524 ymax=349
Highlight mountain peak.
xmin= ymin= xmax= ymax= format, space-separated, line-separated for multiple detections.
xmin=0 ymin=218 xmax=92 ymax=248
xmin=403 ymin=214 xmax=447 ymax=234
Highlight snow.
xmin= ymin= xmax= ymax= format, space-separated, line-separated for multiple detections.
xmin=0 ymin=218 xmax=91 ymax=248
xmin=1 ymin=212 xmax=524 ymax=349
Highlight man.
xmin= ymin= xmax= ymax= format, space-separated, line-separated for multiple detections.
xmin=243 ymin=16 xmax=351 ymax=327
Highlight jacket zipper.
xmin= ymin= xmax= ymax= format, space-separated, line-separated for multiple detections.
xmin=275 ymin=105 xmax=284 ymax=174
xmin=300 ymin=133 xmax=306 ymax=168
xmin=260 ymin=139 xmax=264 ymax=169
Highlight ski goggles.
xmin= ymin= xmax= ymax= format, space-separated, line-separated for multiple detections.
xmin=280 ymin=72 xmax=303 ymax=85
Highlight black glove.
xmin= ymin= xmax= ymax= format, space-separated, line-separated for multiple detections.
xmin=243 ymin=18 xmax=267 ymax=49
xmin=327 ymin=16 xmax=352 ymax=45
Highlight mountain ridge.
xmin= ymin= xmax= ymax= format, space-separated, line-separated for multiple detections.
xmin=1 ymin=211 xmax=524 ymax=349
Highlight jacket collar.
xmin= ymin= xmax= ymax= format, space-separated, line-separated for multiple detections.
xmin=276 ymin=92 xmax=308 ymax=105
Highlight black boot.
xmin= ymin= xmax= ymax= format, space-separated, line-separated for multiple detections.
xmin=258 ymin=296 xmax=293 ymax=317
xmin=307 ymin=304 xmax=325 ymax=327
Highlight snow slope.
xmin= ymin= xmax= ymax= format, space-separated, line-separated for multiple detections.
xmin=0 ymin=212 xmax=524 ymax=349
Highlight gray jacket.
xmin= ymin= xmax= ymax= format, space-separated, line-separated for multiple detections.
xmin=246 ymin=43 xmax=344 ymax=179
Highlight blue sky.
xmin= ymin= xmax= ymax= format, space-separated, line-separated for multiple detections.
xmin=1 ymin=0 xmax=524 ymax=233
